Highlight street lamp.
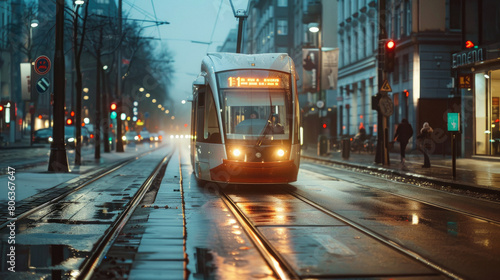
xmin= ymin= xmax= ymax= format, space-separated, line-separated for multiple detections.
xmin=28 ymin=19 xmax=39 ymax=146
xmin=308 ymin=23 xmax=319 ymax=33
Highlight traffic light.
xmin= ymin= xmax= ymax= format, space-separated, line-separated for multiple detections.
xmin=110 ymin=102 xmax=118 ymax=120
xmin=66 ymin=117 xmax=74 ymax=125
xmin=384 ymin=39 xmax=396 ymax=73
xmin=465 ymin=40 xmax=475 ymax=49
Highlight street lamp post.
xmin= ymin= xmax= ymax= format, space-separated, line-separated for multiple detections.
xmin=29 ymin=19 xmax=38 ymax=146
xmin=309 ymin=21 xmax=325 ymax=155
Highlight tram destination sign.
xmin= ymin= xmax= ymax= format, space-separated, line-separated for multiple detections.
xmin=452 ymin=48 xmax=485 ymax=68
xmin=227 ymin=77 xmax=282 ymax=88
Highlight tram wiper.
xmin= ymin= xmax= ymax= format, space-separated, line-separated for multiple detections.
xmin=256 ymin=92 xmax=274 ymax=147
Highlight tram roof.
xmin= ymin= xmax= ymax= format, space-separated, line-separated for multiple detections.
xmin=205 ymin=52 xmax=293 ymax=73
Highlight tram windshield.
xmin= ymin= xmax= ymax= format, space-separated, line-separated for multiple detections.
xmin=217 ymin=70 xmax=291 ymax=141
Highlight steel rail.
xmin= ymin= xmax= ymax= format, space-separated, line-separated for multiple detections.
xmin=300 ymin=160 xmax=500 ymax=225
xmin=290 ymin=190 xmax=464 ymax=280
xmin=219 ymin=191 xmax=301 ymax=280
xmin=79 ymin=152 xmax=172 ymax=280
xmin=0 ymin=152 xmax=151 ymax=230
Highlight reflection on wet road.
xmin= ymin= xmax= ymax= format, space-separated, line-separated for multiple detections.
xmin=0 ymin=147 xmax=169 ymax=279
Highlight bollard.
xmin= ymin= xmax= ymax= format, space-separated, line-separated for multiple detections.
xmin=342 ymin=139 xmax=350 ymax=159
xmin=317 ymin=135 xmax=328 ymax=156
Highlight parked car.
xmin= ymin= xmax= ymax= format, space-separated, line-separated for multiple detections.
xmin=33 ymin=128 xmax=53 ymax=144
xmin=138 ymin=129 xmax=150 ymax=142
xmin=149 ymin=132 xmax=162 ymax=142
xmin=123 ymin=131 xmax=140 ymax=145
xmin=60 ymin=126 xmax=90 ymax=148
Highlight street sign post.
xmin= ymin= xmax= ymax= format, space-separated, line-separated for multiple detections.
xmin=447 ymin=112 xmax=460 ymax=178
xmin=34 ymin=55 xmax=51 ymax=75
xmin=36 ymin=77 xmax=50 ymax=94
xmin=447 ymin=112 xmax=460 ymax=132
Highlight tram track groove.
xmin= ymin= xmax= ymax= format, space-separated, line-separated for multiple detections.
xmin=288 ymin=190 xmax=463 ymax=280
xmin=300 ymin=162 xmax=500 ymax=225
xmin=218 ymin=182 xmax=467 ymax=279
xmin=0 ymin=148 xmax=158 ymax=229
xmin=79 ymin=152 xmax=172 ymax=280
xmin=220 ymin=190 xmax=300 ymax=280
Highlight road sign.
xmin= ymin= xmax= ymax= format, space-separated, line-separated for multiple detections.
xmin=447 ymin=113 xmax=460 ymax=132
xmin=34 ymin=55 xmax=51 ymax=75
xmin=316 ymin=100 xmax=325 ymax=109
xmin=379 ymin=96 xmax=394 ymax=117
xmin=36 ymin=77 xmax=50 ymax=94
xmin=380 ymin=79 xmax=392 ymax=92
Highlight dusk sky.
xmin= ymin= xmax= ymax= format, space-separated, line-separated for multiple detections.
xmin=124 ymin=0 xmax=238 ymax=122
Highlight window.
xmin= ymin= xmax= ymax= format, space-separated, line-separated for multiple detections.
xmin=277 ymin=20 xmax=288 ymax=35
xmin=395 ymin=5 xmax=400 ymax=39
xmin=402 ymin=54 xmax=409 ymax=81
xmin=362 ymin=27 xmax=367 ymax=58
xmin=393 ymin=57 xmax=399 ymax=84
xmin=404 ymin=0 xmax=412 ymax=35
xmin=277 ymin=0 xmax=287 ymax=7
xmin=354 ymin=32 xmax=358 ymax=61
xmin=449 ymin=0 xmax=461 ymax=30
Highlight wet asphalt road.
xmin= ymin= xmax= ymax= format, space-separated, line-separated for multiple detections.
xmin=1 ymin=141 xmax=500 ymax=279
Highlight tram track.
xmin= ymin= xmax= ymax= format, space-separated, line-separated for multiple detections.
xmin=219 ymin=185 xmax=461 ymax=280
xmin=0 ymin=148 xmax=159 ymax=228
xmin=0 ymin=146 xmax=173 ymax=279
xmin=78 ymin=153 xmax=171 ymax=280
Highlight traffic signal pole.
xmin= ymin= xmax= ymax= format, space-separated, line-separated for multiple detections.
xmin=116 ymin=0 xmax=124 ymax=152
xmin=374 ymin=0 xmax=390 ymax=165
xmin=48 ymin=0 xmax=69 ymax=172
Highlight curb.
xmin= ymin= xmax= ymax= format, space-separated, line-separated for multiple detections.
xmin=301 ymin=154 xmax=500 ymax=197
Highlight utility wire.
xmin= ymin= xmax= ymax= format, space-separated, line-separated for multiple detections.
xmin=207 ymin=0 xmax=223 ymax=53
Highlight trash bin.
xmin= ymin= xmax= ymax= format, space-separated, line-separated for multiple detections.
xmin=342 ymin=138 xmax=350 ymax=159
xmin=317 ymin=135 xmax=328 ymax=156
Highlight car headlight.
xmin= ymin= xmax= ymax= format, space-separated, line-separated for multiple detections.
xmin=122 ymin=136 xmax=127 ymax=141
xmin=68 ymin=137 xmax=75 ymax=143
xmin=48 ymin=137 xmax=53 ymax=142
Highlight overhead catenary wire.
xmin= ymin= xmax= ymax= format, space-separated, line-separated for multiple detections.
xmin=206 ymin=0 xmax=223 ymax=53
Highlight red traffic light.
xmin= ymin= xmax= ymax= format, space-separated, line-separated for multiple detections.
xmin=386 ymin=40 xmax=395 ymax=49
xmin=110 ymin=103 xmax=117 ymax=111
xmin=465 ymin=40 xmax=475 ymax=48
xmin=322 ymin=123 xmax=327 ymax=129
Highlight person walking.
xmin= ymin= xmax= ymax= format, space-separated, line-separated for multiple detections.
xmin=417 ymin=122 xmax=433 ymax=168
xmin=393 ymin=119 xmax=413 ymax=166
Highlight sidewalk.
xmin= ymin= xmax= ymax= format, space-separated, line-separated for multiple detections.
xmin=301 ymin=147 xmax=500 ymax=196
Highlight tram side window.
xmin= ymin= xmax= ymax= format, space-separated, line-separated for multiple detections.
xmin=196 ymin=90 xmax=205 ymax=142
xmin=204 ymin=87 xmax=221 ymax=143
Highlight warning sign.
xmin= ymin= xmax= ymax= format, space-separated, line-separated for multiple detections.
xmin=380 ymin=80 xmax=392 ymax=92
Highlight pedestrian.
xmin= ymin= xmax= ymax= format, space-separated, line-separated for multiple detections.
xmin=393 ymin=119 xmax=413 ymax=166
xmin=417 ymin=122 xmax=433 ymax=168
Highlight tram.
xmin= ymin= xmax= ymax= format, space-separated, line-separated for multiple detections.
xmin=190 ymin=52 xmax=301 ymax=184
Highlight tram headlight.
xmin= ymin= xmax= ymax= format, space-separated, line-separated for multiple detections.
xmin=233 ymin=149 xmax=242 ymax=157
xmin=277 ymin=149 xmax=285 ymax=157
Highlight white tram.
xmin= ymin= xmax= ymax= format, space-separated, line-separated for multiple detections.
xmin=190 ymin=53 xmax=301 ymax=184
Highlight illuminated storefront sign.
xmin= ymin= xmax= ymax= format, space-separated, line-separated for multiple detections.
xmin=452 ymin=48 xmax=485 ymax=68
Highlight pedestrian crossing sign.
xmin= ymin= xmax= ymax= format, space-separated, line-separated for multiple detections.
xmin=380 ymin=79 xmax=392 ymax=92
xmin=447 ymin=113 xmax=460 ymax=132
